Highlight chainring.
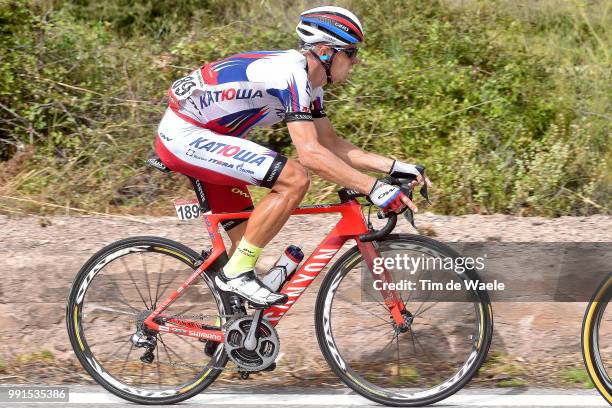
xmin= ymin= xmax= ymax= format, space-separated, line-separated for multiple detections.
xmin=223 ymin=316 xmax=279 ymax=371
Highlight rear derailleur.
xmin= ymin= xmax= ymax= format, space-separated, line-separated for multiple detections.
xmin=131 ymin=330 xmax=157 ymax=364
xmin=131 ymin=309 xmax=159 ymax=364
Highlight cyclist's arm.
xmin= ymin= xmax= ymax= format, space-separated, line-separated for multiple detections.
xmin=287 ymin=121 xmax=375 ymax=194
xmin=313 ymin=116 xmax=393 ymax=173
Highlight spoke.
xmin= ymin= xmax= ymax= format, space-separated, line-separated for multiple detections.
xmin=155 ymin=267 xmax=187 ymax=308
xmin=139 ymin=357 xmax=145 ymax=386
xmin=171 ymin=332 xmax=205 ymax=353
xmin=158 ymin=334 xmax=181 ymax=379
xmin=335 ymin=320 xmax=393 ymax=337
xmin=409 ymin=327 xmax=418 ymax=355
xmin=372 ymin=320 xmax=394 ymax=328
xmin=396 ymin=328 xmax=401 ymax=379
xmin=141 ymin=253 xmax=154 ymax=309
xmin=169 ymin=304 xmax=200 ymax=319
xmin=337 ymin=293 xmax=390 ymax=325
xmin=87 ymin=304 xmax=138 ymax=316
xmin=104 ymin=276 xmax=141 ymax=313
xmin=381 ymin=330 xmax=399 ymax=353
xmin=89 ymin=334 xmax=133 ymax=350
xmin=121 ymin=343 xmax=135 ymax=374
xmin=362 ymin=283 xmax=405 ymax=326
xmin=159 ymin=335 xmax=196 ymax=369
xmin=406 ymin=266 xmax=429 ymax=305
xmin=112 ymin=296 xmax=141 ymax=314
xmin=363 ymin=283 xmax=384 ymax=303
xmin=156 ymin=344 xmax=162 ymax=388
xmin=414 ymin=301 xmax=440 ymax=318
xmin=411 ymin=329 xmax=434 ymax=365
xmin=102 ymin=339 xmax=131 ymax=364
xmin=121 ymin=258 xmax=150 ymax=309
xmin=412 ymin=287 xmax=434 ymax=317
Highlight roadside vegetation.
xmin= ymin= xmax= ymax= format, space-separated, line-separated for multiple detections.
xmin=1 ymin=0 xmax=609 ymax=216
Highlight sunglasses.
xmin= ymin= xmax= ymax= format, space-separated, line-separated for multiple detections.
xmin=333 ymin=46 xmax=359 ymax=59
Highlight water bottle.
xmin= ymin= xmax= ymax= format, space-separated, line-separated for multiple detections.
xmin=262 ymin=245 xmax=304 ymax=291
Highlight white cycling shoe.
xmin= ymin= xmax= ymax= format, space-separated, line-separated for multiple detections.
xmin=214 ymin=270 xmax=288 ymax=308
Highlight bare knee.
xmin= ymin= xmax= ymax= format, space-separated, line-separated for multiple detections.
xmin=274 ymin=160 xmax=310 ymax=198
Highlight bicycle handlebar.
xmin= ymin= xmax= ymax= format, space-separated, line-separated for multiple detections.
xmin=337 ymin=165 xmax=429 ymax=243
xmin=357 ymin=165 xmax=430 ymax=242
xmin=359 ymin=212 xmax=397 ymax=242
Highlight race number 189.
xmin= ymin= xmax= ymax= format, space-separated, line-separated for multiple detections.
xmin=174 ymin=199 xmax=201 ymax=220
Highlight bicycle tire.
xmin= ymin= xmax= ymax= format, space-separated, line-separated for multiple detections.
xmin=66 ymin=236 xmax=229 ymax=405
xmin=582 ymin=273 xmax=612 ymax=404
xmin=315 ymin=234 xmax=493 ymax=406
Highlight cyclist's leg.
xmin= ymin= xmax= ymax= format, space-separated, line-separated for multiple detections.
xmin=156 ymin=108 xmax=309 ymax=306
xmin=243 ymin=159 xmax=309 ymax=246
xmin=201 ymin=163 xmax=309 ymax=252
xmin=216 ymin=161 xmax=308 ymax=305
xmin=203 ymin=166 xmax=308 ymax=260
xmin=226 ymin=223 xmax=247 ymax=256
xmin=201 ymin=183 xmax=252 ymax=255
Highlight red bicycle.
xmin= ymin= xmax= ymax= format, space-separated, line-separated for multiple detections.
xmin=66 ymin=158 xmax=493 ymax=406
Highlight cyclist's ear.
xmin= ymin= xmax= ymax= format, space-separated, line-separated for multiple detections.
xmin=315 ymin=44 xmax=333 ymax=60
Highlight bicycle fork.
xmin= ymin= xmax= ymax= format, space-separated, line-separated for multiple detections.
xmin=357 ymin=240 xmax=411 ymax=328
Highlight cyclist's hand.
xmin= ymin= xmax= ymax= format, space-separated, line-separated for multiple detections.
xmin=389 ymin=160 xmax=433 ymax=189
xmin=368 ymin=179 xmax=418 ymax=214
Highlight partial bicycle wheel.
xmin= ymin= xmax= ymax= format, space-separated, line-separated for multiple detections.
xmin=315 ymin=234 xmax=493 ymax=406
xmin=582 ymin=273 xmax=612 ymax=404
xmin=66 ymin=236 xmax=229 ymax=404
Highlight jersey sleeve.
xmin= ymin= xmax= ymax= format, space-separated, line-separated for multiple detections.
xmin=279 ymin=68 xmax=314 ymax=122
xmin=310 ymin=87 xmax=326 ymax=118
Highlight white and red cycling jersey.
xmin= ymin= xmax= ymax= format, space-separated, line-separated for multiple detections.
xmin=166 ymin=49 xmax=325 ymax=133
xmin=156 ymin=49 xmax=325 ymax=229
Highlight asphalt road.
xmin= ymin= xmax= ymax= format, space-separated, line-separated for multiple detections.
xmin=0 ymin=385 xmax=607 ymax=408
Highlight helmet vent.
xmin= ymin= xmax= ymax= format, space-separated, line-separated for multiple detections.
xmin=297 ymin=27 xmax=314 ymax=36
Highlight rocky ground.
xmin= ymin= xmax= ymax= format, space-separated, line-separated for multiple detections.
xmin=0 ymin=212 xmax=610 ymax=389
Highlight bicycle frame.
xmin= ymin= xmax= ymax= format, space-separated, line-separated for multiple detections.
xmin=143 ymin=199 xmax=406 ymax=343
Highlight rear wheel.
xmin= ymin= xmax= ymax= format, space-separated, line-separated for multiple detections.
xmin=315 ymin=234 xmax=493 ymax=406
xmin=582 ymin=273 xmax=612 ymax=404
xmin=66 ymin=236 xmax=229 ymax=404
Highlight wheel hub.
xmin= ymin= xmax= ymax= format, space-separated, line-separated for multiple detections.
xmin=394 ymin=309 xmax=414 ymax=333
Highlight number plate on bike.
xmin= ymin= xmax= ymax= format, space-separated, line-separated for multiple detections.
xmin=173 ymin=199 xmax=201 ymax=220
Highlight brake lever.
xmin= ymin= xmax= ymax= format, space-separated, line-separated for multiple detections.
xmin=415 ymin=165 xmax=432 ymax=205
xmin=400 ymin=186 xmax=416 ymax=228
xmin=403 ymin=209 xmax=416 ymax=228
xmin=420 ymin=184 xmax=431 ymax=204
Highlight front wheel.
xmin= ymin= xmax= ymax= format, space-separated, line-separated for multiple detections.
xmin=315 ymin=234 xmax=493 ymax=406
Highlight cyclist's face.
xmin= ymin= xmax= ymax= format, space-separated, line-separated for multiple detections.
xmin=330 ymin=48 xmax=360 ymax=83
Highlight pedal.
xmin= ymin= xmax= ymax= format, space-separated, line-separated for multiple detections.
xmin=247 ymin=301 xmax=271 ymax=309
xmin=239 ymin=371 xmax=250 ymax=380
xmin=229 ymin=294 xmax=246 ymax=315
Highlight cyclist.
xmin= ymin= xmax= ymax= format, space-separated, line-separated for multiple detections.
xmin=156 ymin=6 xmax=431 ymax=308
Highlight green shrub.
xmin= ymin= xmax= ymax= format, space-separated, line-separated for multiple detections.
xmin=0 ymin=0 xmax=609 ymax=216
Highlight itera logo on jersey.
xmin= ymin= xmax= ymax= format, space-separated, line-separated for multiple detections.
xmin=199 ymin=89 xmax=263 ymax=108
xmin=189 ymin=137 xmax=269 ymax=166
